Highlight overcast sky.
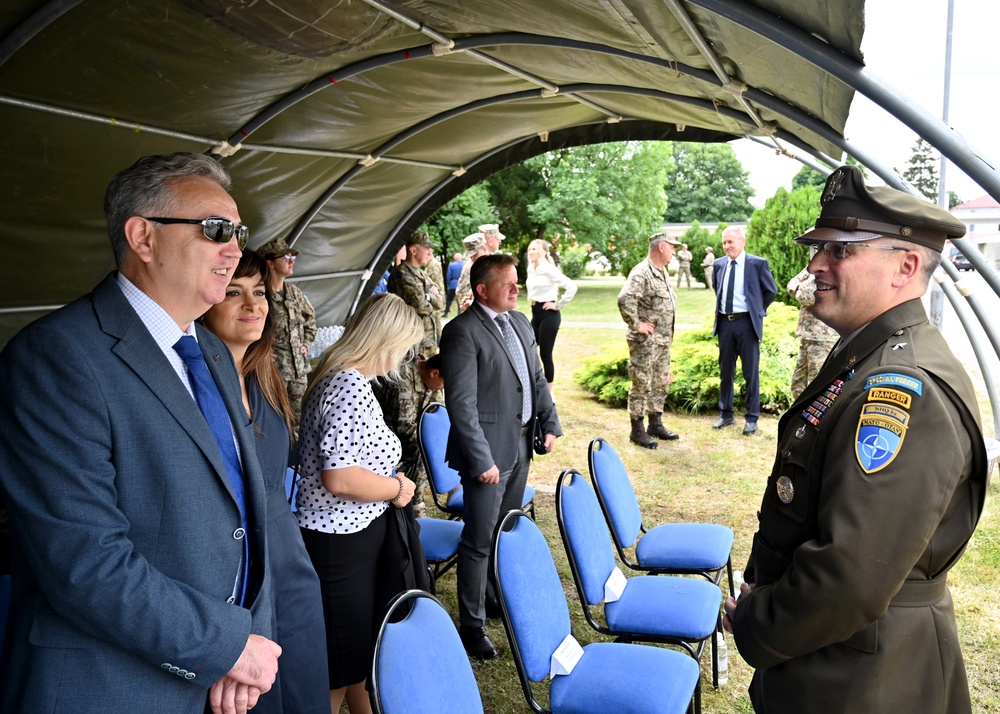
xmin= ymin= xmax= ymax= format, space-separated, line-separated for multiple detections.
xmin=732 ymin=0 xmax=999 ymax=207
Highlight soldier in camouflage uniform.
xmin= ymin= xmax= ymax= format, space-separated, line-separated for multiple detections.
xmin=455 ymin=232 xmax=487 ymax=313
xmin=617 ymin=232 xmax=682 ymax=448
xmin=371 ymin=355 xmax=444 ymax=517
xmin=260 ymin=236 xmax=317 ymax=413
xmin=701 ymin=246 xmax=716 ymax=291
xmin=676 ymin=242 xmax=694 ymax=288
xmin=388 ymin=231 xmax=445 ymax=359
xmin=787 ymin=264 xmax=839 ymax=399
xmin=424 ymin=250 xmax=446 ymax=315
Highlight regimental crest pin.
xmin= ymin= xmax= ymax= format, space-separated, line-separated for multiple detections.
xmin=776 ymin=476 xmax=795 ymax=504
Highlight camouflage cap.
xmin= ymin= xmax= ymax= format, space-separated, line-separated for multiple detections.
xmin=405 ymin=231 xmax=433 ymax=249
xmin=648 ymin=231 xmax=681 ymax=247
xmin=478 ymin=223 xmax=505 ymax=241
xmin=258 ymin=236 xmax=298 ymax=259
xmin=796 ymin=165 xmax=966 ymax=251
xmin=463 ymin=232 xmax=486 ymax=257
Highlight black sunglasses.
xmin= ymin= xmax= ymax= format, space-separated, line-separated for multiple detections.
xmin=144 ymin=216 xmax=249 ymax=248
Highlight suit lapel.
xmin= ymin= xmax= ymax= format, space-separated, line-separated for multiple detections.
xmin=92 ymin=275 xmax=235 ymax=495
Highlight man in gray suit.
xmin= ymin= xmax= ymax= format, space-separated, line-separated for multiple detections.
xmin=0 ymin=153 xmax=280 ymax=714
xmin=440 ymin=254 xmax=561 ymax=659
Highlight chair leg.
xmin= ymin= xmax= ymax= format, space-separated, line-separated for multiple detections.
xmin=726 ymin=557 xmax=735 ymax=598
xmin=692 ymin=676 xmax=702 ymax=714
xmin=427 ymin=565 xmax=436 ymax=595
xmin=711 ymin=615 xmax=720 ymax=689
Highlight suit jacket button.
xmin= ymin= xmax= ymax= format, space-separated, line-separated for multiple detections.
xmin=185 ymin=672 xmax=196 ymax=680
xmin=226 ymin=596 xmax=236 ymax=604
xmin=161 ymin=662 xmax=172 ymax=670
xmin=233 ymin=528 xmax=246 ymax=539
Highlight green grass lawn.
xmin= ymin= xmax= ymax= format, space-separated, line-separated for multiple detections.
xmin=424 ymin=280 xmax=1000 ymax=714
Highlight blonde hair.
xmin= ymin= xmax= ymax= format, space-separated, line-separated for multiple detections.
xmin=527 ymin=239 xmax=554 ymax=268
xmin=305 ymin=293 xmax=423 ymax=404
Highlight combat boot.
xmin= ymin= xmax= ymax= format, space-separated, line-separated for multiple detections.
xmin=630 ymin=417 xmax=658 ymax=449
xmin=647 ymin=412 xmax=680 ymax=441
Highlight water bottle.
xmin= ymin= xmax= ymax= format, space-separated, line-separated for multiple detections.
xmin=716 ymin=631 xmax=729 ymax=686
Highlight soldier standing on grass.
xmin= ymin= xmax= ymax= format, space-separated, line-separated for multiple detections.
xmin=701 ymin=246 xmax=716 ymax=291
xmin=787 ymin=262 xmax=839 ymax=399
xmin=617 ymin=232 xmax=682 ymax=448
xmin=261 ymin=236 xmax=317 ymax=414
xmin=676 ymin=242 xmax=694 ymax=288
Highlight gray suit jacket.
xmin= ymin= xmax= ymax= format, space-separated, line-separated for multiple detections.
xmin=440 ymin=302 xmax=561 ymax=478
xmin=0 ymin=273 xmax=271 ymax=713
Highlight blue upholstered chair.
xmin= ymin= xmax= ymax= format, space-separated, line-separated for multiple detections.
xmin=415 ymin=517 xmax=463 ymax=594
xmin=556 ymin=469 xmax=724 ymax=703
xmin=491 ymin=509 xmax=700 ymax=714
xmin=588 ymin=438 xmax=734 ymax=597
xmin=370 ymin=589 xmax=484 ymax=714
xmin=418 ymin=402 xmax=535 ymax=520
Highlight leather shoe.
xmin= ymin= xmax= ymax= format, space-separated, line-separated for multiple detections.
xmin=459 ymin=626 xmax=499 ymax=660
xmin=712 ymin=416 xmax=735 ymax=429
xmin=742 ymin=422 xmax=758 ymax=436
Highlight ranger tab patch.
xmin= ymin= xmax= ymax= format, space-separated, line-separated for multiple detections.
xmin=856 ymin=410 xmax=907 ymax=473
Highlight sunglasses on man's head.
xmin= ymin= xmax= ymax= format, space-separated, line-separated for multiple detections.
xmin=144 ymin=216 xmax=249 ymax=249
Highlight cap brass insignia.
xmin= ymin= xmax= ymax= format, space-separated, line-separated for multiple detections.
xmin=822 ymin=168 xmax=846 ymax=204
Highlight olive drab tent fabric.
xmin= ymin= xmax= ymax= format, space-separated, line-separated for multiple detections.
xmin=0 ymin=0 xmax=867 ymax=344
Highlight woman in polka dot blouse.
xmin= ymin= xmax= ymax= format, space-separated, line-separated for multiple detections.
xmin=295 ymin=292 xmax=424 ymax=713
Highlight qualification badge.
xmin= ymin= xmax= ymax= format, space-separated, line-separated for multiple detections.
xmin=776 ymin=476 xmax=795 ymax=504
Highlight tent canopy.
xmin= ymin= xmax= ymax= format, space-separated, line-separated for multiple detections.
xmin=0 ymin=0 xmax=867 ymax=344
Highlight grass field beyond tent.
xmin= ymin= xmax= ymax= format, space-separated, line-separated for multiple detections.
xmin=412 ymin=277 xmax=1000 ymax=714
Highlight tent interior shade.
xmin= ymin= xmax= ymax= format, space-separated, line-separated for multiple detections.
xmin=0 ymin=0 xmax=865 ymax=344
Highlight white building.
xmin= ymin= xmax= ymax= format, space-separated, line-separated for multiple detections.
xmin=951 ymin=195 xmax=1000 ymax=267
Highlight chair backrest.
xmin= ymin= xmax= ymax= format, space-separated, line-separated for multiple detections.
xmin=418 ymin=403 xmax=462 ymax=494
xmin=588 ymin=438 xmax=643 ymax=548
xmin=492 ymin=510 xmax=572 ymax=685
xmin=371 ymin=589 xmax=484 ymax=714
xmin=555 ymin=469 xmax=618 ymax=608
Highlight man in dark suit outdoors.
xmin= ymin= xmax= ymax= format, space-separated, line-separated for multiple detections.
xmin=0 ymin=153 xmax=280 ymax=714
xmin=440 ymin=254 xmax=562 ymax=659
xmin=713 ymin=226 xmax=778 ymax=435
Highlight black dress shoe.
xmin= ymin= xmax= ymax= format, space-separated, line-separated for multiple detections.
xmin=742 ymin=422 xmax=758 ymax=435
xmin=459 ymin=626 xmax=500 ymax=660
xmin=712 ymin=416 xmax=735 ymax=429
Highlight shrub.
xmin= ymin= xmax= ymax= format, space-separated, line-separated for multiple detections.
xmin=576 ymin=303 xmax=801 ymax=414
xmin=559 ymin=246 xmax=590 ymax=279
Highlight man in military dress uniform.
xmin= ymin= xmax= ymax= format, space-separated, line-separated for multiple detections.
xmin=261 ymin=237 xmax=317 ymax=412
xmin=724 ymin=165 xmax=988 ymax=713
xmin=617 ymin=232 xmax=682 ymax=448
xmin=676 ymin=242 xmax=694 ymax=288
xmin=787 ymin=262 xmax=839 ymax=399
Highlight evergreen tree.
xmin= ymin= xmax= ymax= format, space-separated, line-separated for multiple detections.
xmin=746 ymin=185 xmax=822 ymax=306
xmin=898 ymin=138 xmax=939 ymax=202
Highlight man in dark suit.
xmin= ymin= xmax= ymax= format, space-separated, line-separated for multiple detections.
xmin=713 ymin=226 xmax=778 ymax=435
xmin=0 ymin=153 xmax=280 ymax=714
xmin=440 ymin=254 xmax=561 ymax=659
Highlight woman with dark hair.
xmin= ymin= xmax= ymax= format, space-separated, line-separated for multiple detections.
xmin=201 ymin=250 xmax=329 ymax=714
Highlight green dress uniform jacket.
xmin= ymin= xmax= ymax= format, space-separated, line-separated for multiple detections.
xmin=732 ymin=299 xmax=988 ymax=713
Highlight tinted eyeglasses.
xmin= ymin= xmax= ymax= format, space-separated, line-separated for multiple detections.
xmin=144 ymin=216 xmax=249 ymax=248
xmin=814 ymin=241 xmax=909 ymax=260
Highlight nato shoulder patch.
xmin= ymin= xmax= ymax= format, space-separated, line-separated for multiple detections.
xmin=856 ymin=406 xmax=908 ymax=473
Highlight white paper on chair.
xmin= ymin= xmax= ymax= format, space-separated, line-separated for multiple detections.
xmin=604 ymin=566 xmax=627 ymax=603
xmin=549 ymin=633 xmax=584 ymax=679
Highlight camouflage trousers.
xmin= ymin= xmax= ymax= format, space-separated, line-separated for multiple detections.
xmin=676 ymin=264 xmax=693 ymax=288
xmin=703 ymin=267 xmax=714 ymax=291
xmin=791 ymin=340 xmax=836 ymax=399
xmin=626 ymin=338 xmax=672 ymax=418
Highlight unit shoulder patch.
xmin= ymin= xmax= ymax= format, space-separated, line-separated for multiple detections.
xmin=863 ymin=373 xmax=923 ymax=395
xmin=856 ymin=402 xmax=909 ymax=473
